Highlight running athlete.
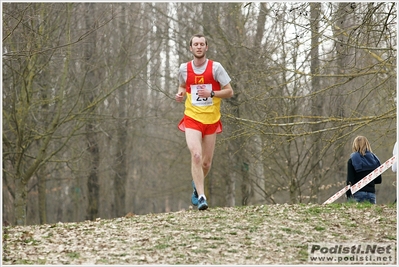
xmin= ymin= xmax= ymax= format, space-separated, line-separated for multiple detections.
xmin=175 ymin=33 xmax=234 ymax=210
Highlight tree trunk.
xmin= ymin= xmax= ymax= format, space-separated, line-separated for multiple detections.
xmin=226 ymin=170 xmax=236 ymax=206
xmin=37 ymin=171 xmax=47 ymax=224
xmin=243 ymin=3 xmax=269 ymax=205
xmin=14 ymin=177 xmax=27 ymax=225
xmin=86 ymin=132 xmax=100 ymax=220
xmin=113 ymin=5 xmax=128 ymax=218
xmin=310 ymin=2 xmax=322 ymax=203
xmin=251 ymin=135 xmax=266 ymax=205
xmin=84 ymin=3 xmax=100 ymax=220
xmin=332 ymin=2 xmax=354 ymax=192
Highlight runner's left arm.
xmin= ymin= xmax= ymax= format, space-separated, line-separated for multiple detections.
xmin=213 ymin=83 xmax=233 ymax=98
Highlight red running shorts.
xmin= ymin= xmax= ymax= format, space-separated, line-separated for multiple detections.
xmin=178 ymin=115 xmax=222 ymax=137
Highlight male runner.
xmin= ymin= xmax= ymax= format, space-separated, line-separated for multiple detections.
xmin=175 ymin=33 xmax=234 ymax=210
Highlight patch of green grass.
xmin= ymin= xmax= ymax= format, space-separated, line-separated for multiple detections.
xmin=249 ymin=226 xmax=259 ymax=233
xmin=130 ymin=244 xmax=143 ymax=250
xmin=247 ymin=215 xmax=265 ymax=224
xmin=67 ymin=252 xmax=80 ymax=259
xmin=44 ymin=232 xmax=53 ymax=238
xmin=283 ymin=207 xmax=290 ymax=213
xmin=154 ymin=243 xmax=170 ymax=249
xmin=192 ymin=248 xmax=209 ymax=254
xmin=281 ymin=227 xmax=292 ymax=232
xmin=297 ymin=245 xmax=308 ymax=261
xmin=23 ymin=237 xmax=39 ymax=245
xmin=327 ymin=203 xmax=346 ymax=209
xmin=234 ymin=225 xmax=250 ymax=230
xmin=281 ymin=227 xmax=303 ymax=234
xmin=342 ymin=221 xmax=357 ymax=228
xmin=378 ymin=217 xmax=389 ymax=223
xmin=205 ymin=236 xmax=224 ymax=240
xmin=385 ymin=235 xmax=396 ymax=240
xmin=341 ymin=235 xmax=349 ymax=240
xmin=244 ymin=241 xmax=252 ymax=246
xmin=187 ymin=234 xmax=201 ymax=241
xmin=117 ymin=252 xmax=128 ymax=257
xmin=346 ymin=201 xmax=374 ymax=209
xmin=15 ymin=259 xmax=34 ymax=264
xmin=373 ymin=205 xmax=384 ymax=213
xmin=314 ymin=226 xmax=325 ymax=231
xmin=37 ymin=258 xmax=47 ymax=265
xmin=64 ymin=223 xmax=77 ymax=229
xmin=305 ymin=206 xmax=323 ymax=215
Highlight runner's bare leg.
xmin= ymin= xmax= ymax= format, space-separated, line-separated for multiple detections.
xmin=202 ymin=132 xmax=217 ymax=178
xmin=185 ymin=128 xmax=205 ymax=196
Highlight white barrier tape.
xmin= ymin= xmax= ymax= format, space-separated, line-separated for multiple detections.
xmin=350 ymin=155 xmax=396 ymax=195
xmin=323 ymin=155 xmax=396 ymax=205
xmin=323 ymin=185 xmax=351 ymax=205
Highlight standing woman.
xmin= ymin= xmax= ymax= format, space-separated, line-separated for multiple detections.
xmin=346 ymin=136 xmax=382 ymax=204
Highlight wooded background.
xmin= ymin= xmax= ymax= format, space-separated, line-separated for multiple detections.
xmin=2 ymin=2 xmax=397 ymax=226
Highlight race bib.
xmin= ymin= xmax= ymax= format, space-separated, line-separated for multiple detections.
xmin=190 ymin=84 xmax=213 ymax=106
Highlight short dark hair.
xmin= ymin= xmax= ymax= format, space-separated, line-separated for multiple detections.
xmin=189 ymin=33 xmax=208 ymax=46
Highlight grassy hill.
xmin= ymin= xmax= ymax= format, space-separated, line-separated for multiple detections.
xmin=2 ymin=202 xmax=397 ymax=265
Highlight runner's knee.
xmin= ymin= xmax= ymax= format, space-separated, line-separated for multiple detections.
xmin=192 ymin=152 xmax=202 ymax=164
xmin=203 ymin=161 xmax=212 ymax=170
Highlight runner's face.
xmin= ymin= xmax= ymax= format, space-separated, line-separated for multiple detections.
xmin=190 ymin=37 xmax=207 ymax=59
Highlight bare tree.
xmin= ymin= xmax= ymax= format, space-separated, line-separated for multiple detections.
xmin=2 ymin=2 xmax=395 ymax=225
xmin=309 ymin=2 xmax=322 ymax=203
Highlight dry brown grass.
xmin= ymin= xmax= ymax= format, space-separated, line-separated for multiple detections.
xmin=2 ymin=202 xmax=396 ymax=265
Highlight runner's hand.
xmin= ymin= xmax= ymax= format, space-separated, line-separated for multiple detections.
xmin=197 ymin=88 xmax=211 ymax=98
xmin=175 ymin=92 xmax=184 ymax=102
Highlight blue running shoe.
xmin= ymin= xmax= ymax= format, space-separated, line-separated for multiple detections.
xmin=198 ymin=196 xmax=208 ymax=210
xmin=191 ymin=181 xmax=199 ymax=206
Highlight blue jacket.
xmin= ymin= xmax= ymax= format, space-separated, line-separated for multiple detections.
xmin=346 ymin=151 xmax=382 ymax=197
